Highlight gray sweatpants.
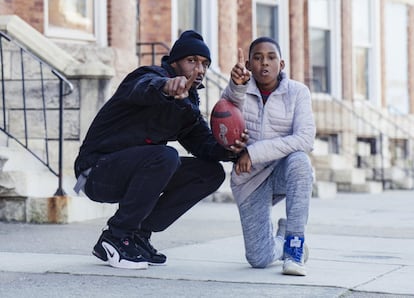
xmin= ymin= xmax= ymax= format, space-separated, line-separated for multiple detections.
xmin=237 ymin=151 xmax=313 ymax=268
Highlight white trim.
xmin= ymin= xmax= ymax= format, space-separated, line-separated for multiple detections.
xmin=352 ymin=0 xmax=379 ymax=102
xmin=201 ymin=0 xmax=219 ymax=70
xmin=330 ymin=0 xmax=342 ymax=100
xmin=44 ymin=0 xmax=107 ymax=44
xmin=95 ymin=0 xmax=107 ymax=47
xmin=279 ymin=0 xmax=290 ymax=76
xmin=369 ymin=0 xmax=381 ymax=107
xmin=251 ymin=0 xmax=290 ymax=75
xmin=171 ymin=0 xmax=178 ymax=43
xmin=170 ymin=0 xmax=219 ymax=70
xmin=309 ymin=0 xmax=339 ymax=98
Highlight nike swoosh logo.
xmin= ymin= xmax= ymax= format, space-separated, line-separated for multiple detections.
xmin=102 ymin=242 xmax=115 ymax=258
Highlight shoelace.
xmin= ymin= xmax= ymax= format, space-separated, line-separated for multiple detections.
xmin=145 ymin=238 xmax=158 ymax=254
xmin=288 ymin=246 xmax=303 ymax=262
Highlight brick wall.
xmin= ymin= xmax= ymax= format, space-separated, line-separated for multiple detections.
xmin=218 ymin=0 xmax=238 ymax=74
xmin=0 ymin=0 xmax=13 ymax=14
xmin=0 ymin=0 xmax=43 ymax=33
xmin=237 ymin=0 xmax=253 ymax=56
xmin=138 ymin=0 xmax=171 ymax=66
xmin=289 ymin=0 xmax=306 ymax=83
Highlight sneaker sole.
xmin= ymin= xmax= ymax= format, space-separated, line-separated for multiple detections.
xmin=304 ymin=243 xmax=309 ymax=263
xmin=149 ymin=261 xmax=167 ymax=266
xmin=283 ymin=261 xmax=306 ymax=276
xmin=102 ymin=242 xmax=148 ymax=270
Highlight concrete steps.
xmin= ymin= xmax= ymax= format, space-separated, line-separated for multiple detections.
xmin=0 ymin=145 xmax=116 ymax=223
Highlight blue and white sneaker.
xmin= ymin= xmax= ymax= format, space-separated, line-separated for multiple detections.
xmin=276 ymin=218 xmax=309 ymax=263
xmin=92 ymin=230 xmax=148 ymax=269
xmin=283 ymin=235 xmax=306 ymax=276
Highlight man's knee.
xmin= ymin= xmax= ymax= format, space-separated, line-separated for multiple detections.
xmin=151 ymin=146 xmax=181 ymax=170
xmin=202 ymin=161 xmax=226 ymax=187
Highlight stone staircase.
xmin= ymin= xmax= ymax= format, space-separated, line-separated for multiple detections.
xmin=0 ymin=143 xmax=116 ymax=223
xmin=311 ymin=138 xmax=384 ymax=199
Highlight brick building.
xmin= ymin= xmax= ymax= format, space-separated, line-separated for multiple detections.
xmin=1 ymin=0 xmax=414 ymax=222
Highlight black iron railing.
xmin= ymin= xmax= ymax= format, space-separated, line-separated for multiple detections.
xmin=136 ymin=41 xmax=170 ymax=65
xmin=0 ymin=31 xmax=73 ymax=195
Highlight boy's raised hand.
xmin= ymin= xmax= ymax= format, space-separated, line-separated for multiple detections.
xmin=231 ymin=48 xmax=250 ymax=85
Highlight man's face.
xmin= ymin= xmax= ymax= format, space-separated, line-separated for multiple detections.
xmin=246 ymin=42 xmax=285 ymax=91
xmin=171 ymin=55 xmax=210 ymax=88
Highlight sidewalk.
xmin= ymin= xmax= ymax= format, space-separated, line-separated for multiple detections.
xmin=1 ymin=190 xmax=414 ymax=297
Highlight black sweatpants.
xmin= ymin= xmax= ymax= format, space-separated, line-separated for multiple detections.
xmin=84 ymin=145 xmax=225 ymax=239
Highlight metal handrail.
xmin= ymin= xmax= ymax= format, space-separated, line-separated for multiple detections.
xmin=0 ymin=31 xmax=73 ymax=195
xmin=136 ymin=41 xmax=169 ymax=65
xmin=315 ymin=96 xmax=414 ymax=188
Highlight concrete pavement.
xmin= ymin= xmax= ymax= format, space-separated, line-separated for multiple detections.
xmin=1 ymin=190 xmax=414 ymax=297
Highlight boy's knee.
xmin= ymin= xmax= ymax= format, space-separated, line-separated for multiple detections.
xmin=246 ymin=254 xmax=271 ymax=269
xmin=286 ymin=152 xmax=312 ymax=177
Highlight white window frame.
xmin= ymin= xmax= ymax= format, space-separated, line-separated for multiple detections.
xmin=171 ymin=0 xmax=219 ymax=70
xmin=384 ymin=1 xmax=409 ymax=114
xmin=352 ymin=0 xmax=380 ymax=105
xmin=252 ymin=0 xmax=290 ymax=75
xmin=309 ymin=0 xmax=341 ymax=100
xmin=44 ymin=0 xmax=107 ymax=46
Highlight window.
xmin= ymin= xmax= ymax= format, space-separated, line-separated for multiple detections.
xmin=172 ymin=0 xmax=218 ymax=69
xmin=176 ymin=0 xmax=202 ymax=36
xmin=309 ymin=0 xmax=331 ymax=93
xmin=45 ymin=0 xmax=107 ymax=45
xmin=385 ymin=2 xmax=409 ymax=114
xmin=256 ymin=3 xmax=279 ymax=41
xmin=352 ymin=0 xmax=372 ymax=100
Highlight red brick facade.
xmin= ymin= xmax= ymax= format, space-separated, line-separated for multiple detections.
xmin=137 ymin=0 xmax=172 ymax=66
xmin=0 ymin=0 xmax=43 ymax=32
xmin=1 ymin=0 xmax=414 ymax=112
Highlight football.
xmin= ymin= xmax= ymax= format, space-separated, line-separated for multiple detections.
xmin=210 ymin=98 xmax=245 ymax=148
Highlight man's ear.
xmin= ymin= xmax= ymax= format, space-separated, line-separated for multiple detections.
xmin=280 ymin=60 xmax=285 ymax=70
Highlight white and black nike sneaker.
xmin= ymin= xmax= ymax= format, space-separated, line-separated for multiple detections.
xmin=92 ymin=230 xmax=148 ymax=269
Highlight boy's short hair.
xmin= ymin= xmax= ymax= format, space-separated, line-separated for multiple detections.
xmin=248 ymin=37 xmax=282 ymax=58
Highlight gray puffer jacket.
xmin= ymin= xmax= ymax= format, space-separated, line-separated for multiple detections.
xmin=221 ymin=72 xmax=316 ymax=204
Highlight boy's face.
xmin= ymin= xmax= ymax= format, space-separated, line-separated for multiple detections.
xmin=171 ymin=55 xmax=210 ymax=88
xmin=246 ymin=42 xmax=285 ymax=91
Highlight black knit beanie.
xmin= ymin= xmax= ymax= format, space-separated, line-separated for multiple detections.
xmin=168 ymin=30 xmax=211 ymax=64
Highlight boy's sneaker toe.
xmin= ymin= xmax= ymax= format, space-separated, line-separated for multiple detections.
xmin=283 ymin=258 xmax=307 ymax=276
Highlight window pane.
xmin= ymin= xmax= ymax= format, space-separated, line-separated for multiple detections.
xmin=385 ymin=2 xmax=408 ymax=114
xmin=310 ymin=28 xmax=330 ymax=93
xmin=48 ymin=0 xmax=94 ymax=34
xmin=354 ymin=47 xmax=369 ymax=99
xmin=309 ymin=0 xmax=329 ymax=28
xmin=256 ymin=3 xmax=278 ymax=41
xmin=177 ymin=0 xmax=201 ymax=35
xmin=352 ymin=0 xmax=371 ymax=44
